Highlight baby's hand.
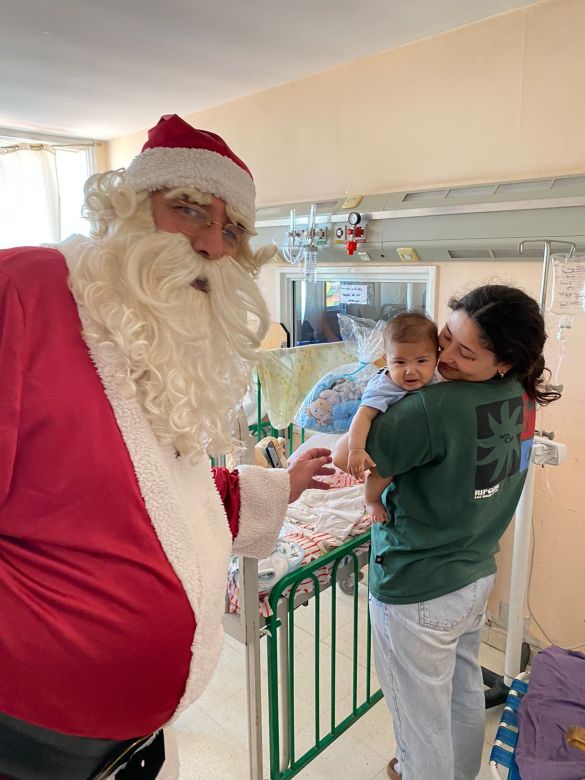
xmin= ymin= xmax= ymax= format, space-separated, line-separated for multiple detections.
xmin=347 ymin=449 xmax=376 ymax=482
xmin=365 ymin=499 xmax=388 ymax=524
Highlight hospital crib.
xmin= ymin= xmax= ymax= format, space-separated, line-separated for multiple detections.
xmin=265 ymin=534 xmax=382 ymax=779
xmin=222 ymin=340 xmax=382 ymax=780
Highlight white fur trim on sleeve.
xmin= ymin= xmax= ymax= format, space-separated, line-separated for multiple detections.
xmin=233 ymin=465 xmax=290 ymax=558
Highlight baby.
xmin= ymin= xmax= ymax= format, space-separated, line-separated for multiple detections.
xmin=333 ymin=311 xmax=439 ymax=521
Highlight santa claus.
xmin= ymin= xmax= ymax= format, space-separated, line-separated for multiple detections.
xmin=0 ymin=114 xmax=333 ymax=779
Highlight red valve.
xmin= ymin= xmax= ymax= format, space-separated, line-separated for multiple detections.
xmin=354 ymin=226 xmax=364 ymax=238
xmin=346 ymin=240 xmax=358 ymax=255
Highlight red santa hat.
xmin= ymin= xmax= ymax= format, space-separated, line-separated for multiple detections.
xmin=125 ymin=114 xmax=256 ymax=232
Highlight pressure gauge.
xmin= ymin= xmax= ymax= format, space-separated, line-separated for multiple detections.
xmin=348 ymin=211 xmax=362 ymax=226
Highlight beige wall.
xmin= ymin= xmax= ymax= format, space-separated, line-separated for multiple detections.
xmin=108 ymin=0 xmax=585 ymax=650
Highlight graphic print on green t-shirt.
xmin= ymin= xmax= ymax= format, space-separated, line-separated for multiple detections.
xmin=474 ymin=392 xmax=535 ymax=496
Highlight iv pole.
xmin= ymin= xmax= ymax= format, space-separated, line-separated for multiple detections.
xmin=482 ymin=239 xmax=574 ymax=707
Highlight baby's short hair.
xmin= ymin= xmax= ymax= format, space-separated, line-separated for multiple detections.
xmin=384 ymin=311 xmax=438 ymax=349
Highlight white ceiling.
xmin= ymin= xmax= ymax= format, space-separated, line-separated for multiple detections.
xmin=2 ymin=0 xmax=542 ymax=141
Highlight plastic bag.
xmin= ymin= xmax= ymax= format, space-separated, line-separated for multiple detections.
xmin=294 ymin=315 xmax=386 ymax=433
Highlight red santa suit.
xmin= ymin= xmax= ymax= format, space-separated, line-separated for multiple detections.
xmin=0 ymin=244 xmax=290 ymax=740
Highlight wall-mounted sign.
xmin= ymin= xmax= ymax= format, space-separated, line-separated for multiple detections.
xmin=339 ymin=282 xmax=369 ymax=305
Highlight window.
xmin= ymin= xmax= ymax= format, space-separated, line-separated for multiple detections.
xmin=275 ymin=265 xmax=437 ymax=346
xmin=0 ymin=132 xmax=96 ymax=249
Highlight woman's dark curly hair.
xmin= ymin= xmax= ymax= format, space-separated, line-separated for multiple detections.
xmin=448 ymin=285 xmax=560 ymax=405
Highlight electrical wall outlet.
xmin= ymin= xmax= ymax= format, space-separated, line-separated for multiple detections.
xmin=341 ymin=194 xmax=363 ymax=209
xmin=532 ymin=437 xmax=567 ymax=466
xmin=396 ymin=246 xmax=420 ymax=263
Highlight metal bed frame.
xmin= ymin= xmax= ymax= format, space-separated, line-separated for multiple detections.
xmin=223 ymin=529 xmax=381 ymax=780
xmin=265 ymin=534 xmax=382 ymax=779
xmin=222 ymin=364 xmax=382 ymax=780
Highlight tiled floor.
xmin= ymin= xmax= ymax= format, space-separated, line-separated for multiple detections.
xmin=172 ymin=584 xmax=507 ymax=779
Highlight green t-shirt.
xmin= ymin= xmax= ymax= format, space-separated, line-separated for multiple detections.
xmin=366 ymin=376 xmax=535 ymax=604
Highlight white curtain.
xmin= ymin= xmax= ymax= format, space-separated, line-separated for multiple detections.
xmin=0 ymin=144 xmax=60 ymax=249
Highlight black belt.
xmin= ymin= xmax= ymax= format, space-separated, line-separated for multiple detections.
xmin=93 ymin=730 xmax=165 ymax=779
xmin=0 ymin=709 xmax=165 ymax=780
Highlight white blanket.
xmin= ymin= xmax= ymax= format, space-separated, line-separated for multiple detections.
xmin=285 ymin=484 xmax=365 ymax=541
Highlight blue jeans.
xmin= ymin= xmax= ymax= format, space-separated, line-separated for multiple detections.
xmin=369 ymin=574 xmax=495 ymax=780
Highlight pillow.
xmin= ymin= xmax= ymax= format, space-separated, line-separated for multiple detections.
xmin=289 ymin=432 xmax=342 ymax=461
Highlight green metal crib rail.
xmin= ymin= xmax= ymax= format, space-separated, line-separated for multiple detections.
xmin=265 ymin=531 xmax=383 ymax=779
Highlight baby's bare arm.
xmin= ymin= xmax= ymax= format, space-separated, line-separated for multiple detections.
xmin=348 ymin=405 xmax=380 ymax=452
xmin=345 ymin=406 xmax=380 ymax=479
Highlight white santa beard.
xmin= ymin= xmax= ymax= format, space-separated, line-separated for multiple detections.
xmin=69 ymin=228 xmax=269 ymax=459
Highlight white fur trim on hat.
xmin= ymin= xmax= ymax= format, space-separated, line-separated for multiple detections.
xmin=125 ymin=147 xmax=256 ymax=231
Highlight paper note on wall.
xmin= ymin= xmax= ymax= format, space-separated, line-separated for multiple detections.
xmin=339 ymin=283 xmax=368 ymax=305
xmin=550 ymin=257 xmax=585 ymax=315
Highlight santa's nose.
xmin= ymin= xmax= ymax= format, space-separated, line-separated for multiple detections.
xmin=190 ymin=226 xmax=224 ymax=260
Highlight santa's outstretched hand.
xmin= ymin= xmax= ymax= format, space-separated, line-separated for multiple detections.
xmin=287 ymin=448 xmax=334 ymax=504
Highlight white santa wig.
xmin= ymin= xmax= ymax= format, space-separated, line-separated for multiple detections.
xmin=68 ymin=119 xmax=275 ymax=459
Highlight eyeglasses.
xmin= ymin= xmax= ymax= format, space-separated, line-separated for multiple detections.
xmin=169 ymin=199 xmax=248 ymax=254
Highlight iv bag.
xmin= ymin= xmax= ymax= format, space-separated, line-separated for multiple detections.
xmin=549 ymin=253 xmax=585 ymax=315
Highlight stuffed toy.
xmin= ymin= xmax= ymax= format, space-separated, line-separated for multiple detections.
xmin=294 ymin=314 xmax=387 ymax=434
xmin=307 ymin=397 xmax=333 ymax=425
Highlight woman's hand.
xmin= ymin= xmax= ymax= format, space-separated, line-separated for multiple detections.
xmin=287 ymin=448 xmax=335 ymax=503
